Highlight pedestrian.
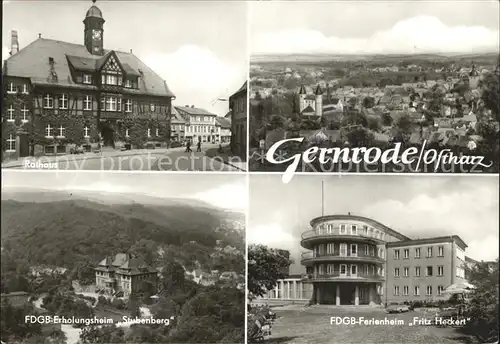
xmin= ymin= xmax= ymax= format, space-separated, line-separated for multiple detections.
xmin=196 ymin=141 xmax=201 ymax=152
xmin=185 ymin=141 xmax=192 ymax=153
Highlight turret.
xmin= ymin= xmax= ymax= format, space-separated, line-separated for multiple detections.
xmin=315 ymin=84 xmax=323 ymax=117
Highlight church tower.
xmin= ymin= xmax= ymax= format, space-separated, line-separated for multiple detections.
xmin=84 ymin=0 xmax=105 ymax=55
xmin=314 ymin=84 xmax=323 ymax=117
xmin=298 ymin=84 xmax=307 ymax=113
xmin=468 ymin=63 xmax=480 ymax=89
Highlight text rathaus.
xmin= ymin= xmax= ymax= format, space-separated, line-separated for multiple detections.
xmin=2 ymin=1 xmax=175 ymax=159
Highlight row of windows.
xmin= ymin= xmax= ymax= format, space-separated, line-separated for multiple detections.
xmin=79 ymin=73 xmax=137 ymax=88
xmin=6 ymin=83 xmax=29 ymax=94
xmin=316 ymin=224 xmax=386 ymax=240
xmin=186 ymin=125 xmax=216 ymax=133
xmin=40 ymin=94 xmax=162 ymax=113
xmin=394 ymin=265 xmax=444 ymax=277
xmin=5 ymin=105 xmax=30 ymax=122
xmin=394 ymin=285 xmax=445 ymax=296
xmin=43 ymin=124 xmax=161 ymax=139
xmin=314 ymin=243 xmax=385 ymax=258
xmin=189 ymin=115 xmax=215 ymax=123
xmin=393 ymin=246 xmax=444 ymax=260
xmin=315 ymin=263 xmax=384 ymax=276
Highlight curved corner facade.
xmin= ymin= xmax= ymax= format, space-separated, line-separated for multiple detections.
xmin=300 ymin=214 xmax=407 ymax=306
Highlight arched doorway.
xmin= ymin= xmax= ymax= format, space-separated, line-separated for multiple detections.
xmin=100 ymin=124 xmax=115 ymax=148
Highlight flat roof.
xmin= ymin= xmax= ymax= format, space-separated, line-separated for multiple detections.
xmin=386 ymin=235 xmax=467 ymax=250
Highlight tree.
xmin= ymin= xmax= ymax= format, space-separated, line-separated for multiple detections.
xmin=393 ymin=114 xmax=413 ymax=145
xmin=362 ymin=96 xmax=375 ymax=109
xmin=462 ymin=260 xmax=499 ymax=343
xmin=346 ymin=127 xmax=374 ymax=147
xmin=79 ymin=325 xmax=125 ymax=343
xmin=247 ymin=244 xmax=291 ymax=298
xmin=129 ymin=239 xmax=158 ymax=266
xmin=480 ymin=72 xmax=500 ymax=122
xmin=381 ymin=112 xmax=393 ymax=126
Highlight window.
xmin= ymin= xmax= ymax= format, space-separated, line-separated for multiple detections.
xmin=105 ymin=74 xmax=118 ymax=85
xmin=45 ymin=124 xmax=53 ymax=138
xmin=340 ymin=243 xmax=347 ymax=256
xmin=340 ymin=264 xmax=347 ymax=276
xmin=84 ymin=96 xmax=92 ymax=110
xmin=7 ymin=82 xmax=16 ymax=93
xmin=44 ymin=94 xmax=54 ymax=109
xmin=363 ymin=225 xmax=368 ymax=236
xmin=59 ymin=94 xmax=68 ymax=109
xmin=21 ymin=106 xmax=29 ymax=123
xmin=426 ymin=266 xmax=433 ymax=276
xmin=327 ymin=264 xmax=334 ymax=274
xmin=364 ymin=245 xmax=369 ymax=256
xmin=327 ymin=224 xmax=333 ymax=233
xmin=394 ymin=250 xmax=400 ymax=260
xmin=7 ymin=105 xmax=15 ymax=122
xmin=150 ymin=104 xmax=155 ymax=112
xmin=415 ymin=248 xmax=421 ymax=258
xmin=456 ymin=267 xmax=465 ymax=278
xmin=57 ymin=125 xmax=65 ymax=138
xmin=404 ymin=249 xmax=409 ymax=259
xmin=363 ymin=265 xmax=368 ymax=275
xmin=414 ymin=286 xmax=420 ymax=296
xmin=22 ymin=84 xmax=29 ymax=94
xmin=427 ymin=247 xmax=433 ymax=258
xmin=415 ymin=266 xmax=421 ymax=277
xmin=125 ymin=129 xmax=130 ymax=137
xmin=124 ymin=79 xmax=132 ymax=88
xmin=426 ymin=286 xmax=432 ymax=296
xmin=437 ymin=266 xmax=444 ymax=276
xmin=125 ymin=99 xmax=132 ymax=112
xmin=437 ymin=286 xmax=444 ymax=295
xmin=117 ymin=98 xmax=122 ymax=112
xmin=380 ymin=249 xmax=385 ymax=259
xmin=83 ymin=74 xmax=92 ymax=84
xmin=351 ymin=225 xmax=357 ymax=235
xmin=83 ymin=126 xmax=90 ymax=138
xmin=6 ymin=134 xmax=16 ymax=152
xmin=147 ymin=128 xmax=151 ymax=138
xmin=103 ymin=96 xmax=118 ymax=111
xmin=351 ymin=244 xmax=357 ymax=257
xmin=351 ymin=264 xmax=357 ymax=276
xmin=394 ymin=286 xmax=400 ymax=296
xmin=403 ymin=267 xmax=409 ymax=277
xmin=438 ymin=246 xmax=444 ymax=257
xmin=394 ymin=268 xmax=400 ymax=277
xmin=340 ymin=224 xmax=346 ymax=234
xmin=403 ymin=286 xmax=409 ymax=296
xmin=326 ymin=243 xmax=334 ymax=254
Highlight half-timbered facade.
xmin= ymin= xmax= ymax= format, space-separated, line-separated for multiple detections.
xmin=2 ymin=1 xmax=175 ymax=159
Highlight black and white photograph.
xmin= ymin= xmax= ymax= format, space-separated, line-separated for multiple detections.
xmin=2 ymin=0 xmax=248 ymax=171
xmin=248 ymin=174 xmax=499 ymax=344
xmin=249 ymin=1 xmax=500 ymax=173
xmin=1 ymin=171 xmax=246 ymax=344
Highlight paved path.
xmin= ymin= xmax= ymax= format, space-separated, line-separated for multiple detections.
xmin=2 ymin=144 xmax=244 ymax=171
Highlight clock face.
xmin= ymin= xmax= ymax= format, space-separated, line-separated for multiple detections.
xmin=92 ymin=29 xmax=101 ymax=40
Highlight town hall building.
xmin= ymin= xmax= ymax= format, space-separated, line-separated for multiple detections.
xmin=2 ymin=0 xmax=175 ymax=159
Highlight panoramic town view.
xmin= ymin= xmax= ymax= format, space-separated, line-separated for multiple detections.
xmin=249 ymin=2 xmax=499 ymax=173
xmin=1 ymin=171 xmax=246 ymax=344
xmin=1 ymin=1 xmax=247 ymax=171
xmin=248 ymin=174 xmax=499 ymax=344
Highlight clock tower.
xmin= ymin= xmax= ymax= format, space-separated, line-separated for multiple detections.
xmin=83 ymin=0 xmax=105 ymax=55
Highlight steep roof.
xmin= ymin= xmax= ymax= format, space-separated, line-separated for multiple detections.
xmin=298 ymin=84 xmax=307 ymax=94
xmin=175 ymin=105 xmax=217 ymax=116
xmin=97 ymin=253 xmax=156 ymax=275
xmin=215 ymin=116 xmax=231 ymax=129
xmin=3 ymin=38 xmax=175 ymax=97
xmin=170 ymin=106 xmax=185 ymax=123
xmin=230 ymin=81 xmax=247 ymax=99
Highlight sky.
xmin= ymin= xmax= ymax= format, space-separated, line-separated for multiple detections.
xmin=251 ymin=1 xmax=500 ymax=54
xmin=2 ymin=1 xmax=248 ymax=116
xmin=249 ymin=174 xmax=499 ymax=273
xmin=1 ymin=171 xmax=247 ymax=211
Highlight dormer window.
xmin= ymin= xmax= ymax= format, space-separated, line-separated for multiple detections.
xmin=83 ymin=74 xmax=92 ymax=84
xmin=124 ymin=79 xmax=132 ymax=88
xmin=150 ymin=104 xmax=155 ymax=112
xmin=7 ymin=83 xmax=16 ymax=94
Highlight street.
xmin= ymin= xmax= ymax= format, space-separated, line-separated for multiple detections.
xmin=4 ymin=144 xmax=242 ymax=171
xmin=264 ymin=306 xmax=473 ymax=344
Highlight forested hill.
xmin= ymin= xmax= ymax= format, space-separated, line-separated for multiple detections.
xmin=1 ymin=197 xmax=244 ymax=269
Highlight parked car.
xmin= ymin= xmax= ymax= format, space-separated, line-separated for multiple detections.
xmin=386 ymin=303 xmax=410 ymax=313
xmin=170 ymin=141 xmax=183 ymax=148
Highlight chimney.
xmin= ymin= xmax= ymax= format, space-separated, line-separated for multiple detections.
xmin=10 ymin=30 xmax=19 ymax=56
xmin=191 ymin=105 xmax=194 ymax=108
xmin=130 ymin=49 xmax=133 ymax=53
xmin=38 ymin=33 xmax=41 ymax=38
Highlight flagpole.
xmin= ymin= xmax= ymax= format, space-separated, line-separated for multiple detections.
xmin=321 ymin=181 xmax=324 ymax=217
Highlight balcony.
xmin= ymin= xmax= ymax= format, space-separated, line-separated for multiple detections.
xmin=301 ymin=229 xmax=384 ymax=249
xmin=302 ymin=272 xmax=385 ymax=283
xmin=301 ymin=251 xmax=385 ymax=265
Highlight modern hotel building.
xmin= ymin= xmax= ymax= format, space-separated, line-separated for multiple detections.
xmin=257 ymin=214 xmax=468 ymax=306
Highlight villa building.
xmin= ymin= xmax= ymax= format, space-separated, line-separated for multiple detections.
xmin=257 ymin=214 xmax=470 ymax=306
xmin=95 ymin=253 xmax=158 ymax=298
